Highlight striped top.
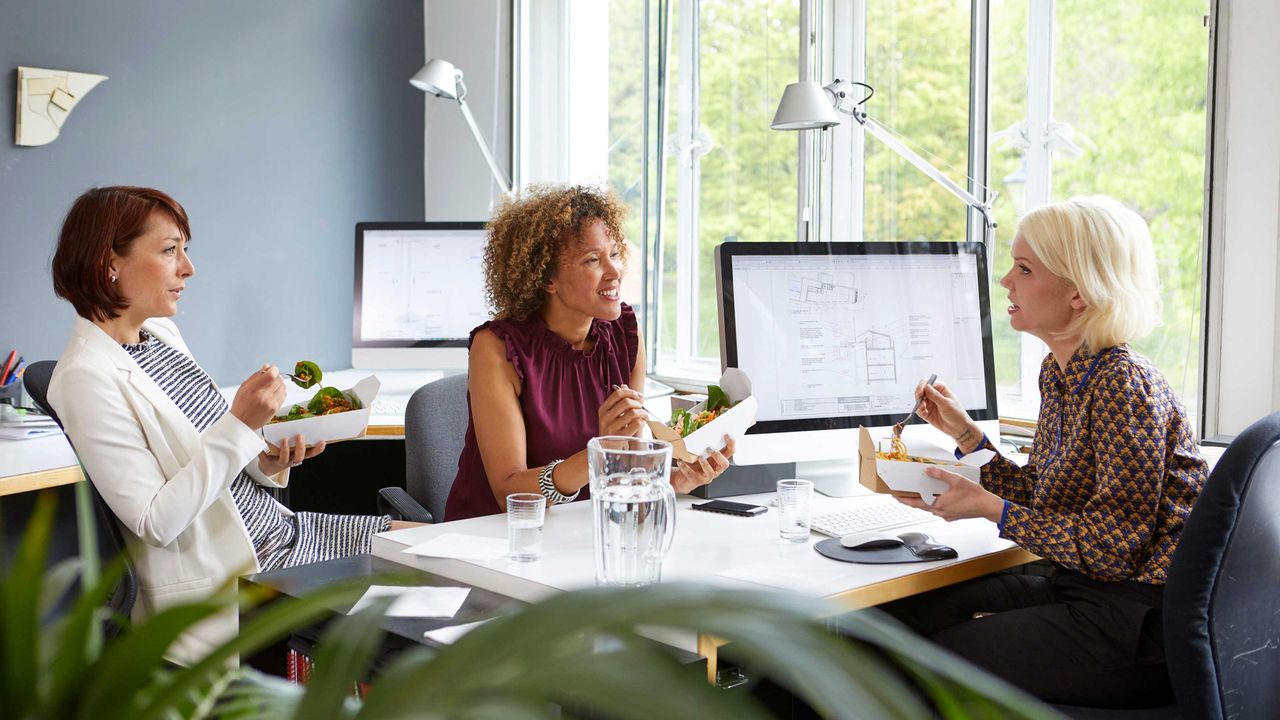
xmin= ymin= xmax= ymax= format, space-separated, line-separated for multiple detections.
xmin=975 ymin=345 xmax=1206 ymax=585
xmin=122 ymin=331 xmax=389 ymax=572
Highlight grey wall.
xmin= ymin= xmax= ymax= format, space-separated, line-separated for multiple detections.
xmin=425 ymin=0 xmax=511 ymax=220
xmin=0 ymin=0 xmax=424 ymax=385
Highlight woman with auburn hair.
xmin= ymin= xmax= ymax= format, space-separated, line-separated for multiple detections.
xmin=47 ymin=186 xmax=408 ymax=665
xmin=444 ymin=184 xmax=734 ymax=521
xmin=885 ymin=196 xmax=1207 ymax=708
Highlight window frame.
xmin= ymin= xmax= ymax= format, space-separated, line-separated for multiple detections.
xmin=511 ymin=0 xmax=1223 ymax=434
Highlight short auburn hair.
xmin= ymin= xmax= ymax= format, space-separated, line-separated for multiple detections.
xmin=1016 ymin=195 xmax=1162 ymax=352
xmin=483 ymin=184 xmax=629 ymax=321
xmin=52 ymin=186 xmax=191 ymax=322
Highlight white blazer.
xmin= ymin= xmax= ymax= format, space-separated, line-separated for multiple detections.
xmin=49 ymin=316 xmax=289 ymax=665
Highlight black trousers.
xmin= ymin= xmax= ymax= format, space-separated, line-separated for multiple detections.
xmin=878 ymin=566 xmax=1174 ymax=708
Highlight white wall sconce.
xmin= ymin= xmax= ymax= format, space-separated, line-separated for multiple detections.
xmin=15 ymin=66 xmax=108 ymax=146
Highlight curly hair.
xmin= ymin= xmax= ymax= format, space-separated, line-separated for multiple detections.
xmin=484 ymin=184 xmax=630 ymax=320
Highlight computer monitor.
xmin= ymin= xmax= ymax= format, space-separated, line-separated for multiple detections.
xmin=352 ymin=222 xmax=491 ymax=370
xmin=716 ymin=241 xmax=998 ymax=485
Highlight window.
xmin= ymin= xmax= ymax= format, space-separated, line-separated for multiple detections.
xmin=819 ymin=0 xmax=1208 ymax=422
xmin=652 ymin=0 xmax=801 ymax=382
xmin=986 ymin=0 xmax=1208 ymax=420
xmin=520 ymin=0 xmax=1210 ymax=420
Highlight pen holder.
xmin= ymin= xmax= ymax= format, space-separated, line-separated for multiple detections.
xmin=0 ymin=380 xmax=25 ymax=407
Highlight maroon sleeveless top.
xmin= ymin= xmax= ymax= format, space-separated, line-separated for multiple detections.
xmin=444 ymin=304 xmax=640 ymax=520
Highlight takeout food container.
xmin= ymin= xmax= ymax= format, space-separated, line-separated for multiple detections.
xmin=858 ymin=427 xmax=994 ymax=505
xmin=648 ymin=368 xmax=758 ymax=464
xmin=260 ymin=376 xmax=380 ymax=447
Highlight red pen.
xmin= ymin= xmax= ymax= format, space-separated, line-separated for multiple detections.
xmin=4 ymin=358 xmax=25 ymax=385
xmin=0 ymin=351 xmax=15 ymax=386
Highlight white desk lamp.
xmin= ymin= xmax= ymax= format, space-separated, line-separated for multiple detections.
xmin=771 ymin=79 xmax=997 ymax=237
xmin=411 ymin=58 xmax=512 ymax=195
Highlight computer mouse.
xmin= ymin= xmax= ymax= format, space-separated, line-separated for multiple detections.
xmin=913 ymin=546 xmax=959 ymax=560
xmin=839 ymin=531 xmax=905 ymax=550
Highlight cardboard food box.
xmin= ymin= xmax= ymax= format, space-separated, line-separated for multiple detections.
xmin=261 ymin=376 xmax=380 ymax=447
xmin=857 ymin=427 xmax=994 ymax=505
xmin=648 ymin=368 xmax=758 ymax=464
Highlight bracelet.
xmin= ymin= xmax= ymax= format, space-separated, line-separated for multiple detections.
xmin=537 ymin=459 xmax=579 ymax=505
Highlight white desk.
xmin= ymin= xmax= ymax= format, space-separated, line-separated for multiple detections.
xmin=372 ymin=487 xmax=1036 ymax=678
xmin=0 ymin=434 xmax=80 ymax=496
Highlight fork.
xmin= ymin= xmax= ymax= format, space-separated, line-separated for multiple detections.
xmin=892 ymin=373 xmax=938 ymax=438
xmin=612 ymin=384 xmax=665 ymax=421
xmin=281 ymin=372 xmax=318 ymax=388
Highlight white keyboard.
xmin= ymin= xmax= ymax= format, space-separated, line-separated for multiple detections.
xmin=369 ymin=398 xmax=408 ymax=417
xmin=811 ymin=500 xmax=935 ymax=538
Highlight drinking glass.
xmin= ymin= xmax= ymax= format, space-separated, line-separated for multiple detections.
xmin=777 ymin=479 xmax=813 ymax=543
xmin=506 ymin=493 xmax=546 ymax=562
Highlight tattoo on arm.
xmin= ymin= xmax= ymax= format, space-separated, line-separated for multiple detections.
xmin=957 ymin=428 xmax=978 ymax=453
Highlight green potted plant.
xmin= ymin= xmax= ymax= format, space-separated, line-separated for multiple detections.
xmin=2 ymin=491 xmax=1059 ymax=719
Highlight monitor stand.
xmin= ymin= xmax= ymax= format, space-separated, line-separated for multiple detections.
xmin=352 ymin=347 xmax=468 ymax=373
xmin=693 ymin=428 xmax=863 ymax=499
xmin=797 ymin=457 xmax=864 ymax=497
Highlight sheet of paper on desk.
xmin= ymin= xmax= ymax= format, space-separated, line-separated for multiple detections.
xmin=0 ymin=425 xmax=62 ymax=440
xmin=402 ymin=533 xmax=508 ymax=563
xmin=424 ymin=618 xmax=492 ymax=645
xmin=349 ymin=585 xmax=471 ymax=618
xmin=717 ymin=559 xmax=834 ymax=594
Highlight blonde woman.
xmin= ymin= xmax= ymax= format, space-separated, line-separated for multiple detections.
xmin=890 ymin=196 xmax=1207 ymax=708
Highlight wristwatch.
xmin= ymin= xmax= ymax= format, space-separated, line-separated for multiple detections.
xmin=537 ymin=459 xmax=579 ymax=504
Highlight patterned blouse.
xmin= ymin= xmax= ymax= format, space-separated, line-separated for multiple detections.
xmin=122 ymin=331 xmax=390 ymax=572
xmin=971 ymin=345 xmax=1206 ymax=585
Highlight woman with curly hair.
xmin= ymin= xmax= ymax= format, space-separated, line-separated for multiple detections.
xmin=444 ymin=184 xmax=734 ymax=520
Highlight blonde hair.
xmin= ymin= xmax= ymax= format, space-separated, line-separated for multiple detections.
xmin=483 ymin=184 xmax=629 ymax=321
xmin=1015 ymin=195 xmax=1162 ymax=352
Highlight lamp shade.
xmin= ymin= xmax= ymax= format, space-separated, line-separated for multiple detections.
xmin=410 ymin=58 xmax=459 ymax=99
xmin=770 ymin=81 xmax=841 ymax=131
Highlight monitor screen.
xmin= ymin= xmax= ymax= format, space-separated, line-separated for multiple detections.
xmin=717 ymin=241 xmax=998 ymax=434
xmin=352 ymin=222 xmax=490 ymax=369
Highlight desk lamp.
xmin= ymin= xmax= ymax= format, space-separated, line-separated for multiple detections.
xmin=771 ymin=79 xmax=997 ymax=242
xmin=411 ymin=58 xmax=512 ymax=195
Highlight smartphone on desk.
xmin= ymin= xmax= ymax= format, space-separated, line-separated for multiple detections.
xmin=690 ymin=499 xmax=768 ymax=517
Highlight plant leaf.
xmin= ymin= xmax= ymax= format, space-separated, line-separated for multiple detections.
xmin=37 ymin=557 xmax=82 ymax=620
xmin=46 ymin=557 xmax=127 ymax=717
xmin=0 ymin=490 xmax=56 ymax=719
xmin=131 ymin=577 xmax=375 ymax=720
xmin=214 ymin=669 xmax=303 ymax=719
xmin=291 ymin=598 xmax=392 ymax=720
xmin=76 ymin=600 xmax=228 ymax=720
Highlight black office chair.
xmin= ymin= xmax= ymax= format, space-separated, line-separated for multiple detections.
xmin=1162 ymin=411 xmax=1280 ymax=719
xmin=1054 ymin=411 xmax=1280 ymax=720
xmin=377 ymin=373 xmax=470 ymax=523
xmin=23 ymin=360 xmax=137 ymax=640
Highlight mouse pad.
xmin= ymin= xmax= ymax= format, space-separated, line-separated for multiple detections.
xmin=813 ymin=537 xmax=959 ymax=564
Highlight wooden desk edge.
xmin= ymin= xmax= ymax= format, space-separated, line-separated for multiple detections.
xmin=0 ymin=465 xmax=83 ymax=496
xmin=365 ymin=425 xmax=405 ymax=437
xmin=698 ymin=546 xmax=1039 ymax=683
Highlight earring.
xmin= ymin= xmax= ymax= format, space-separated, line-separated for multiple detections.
xmin=110 ymin=275 xmax=117 ymax=284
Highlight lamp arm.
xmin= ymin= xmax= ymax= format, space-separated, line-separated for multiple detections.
xmin=455 ymin=98 xmax=513 ymax=195
xmin=856 ymin=112 xmax=996 ymax=229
